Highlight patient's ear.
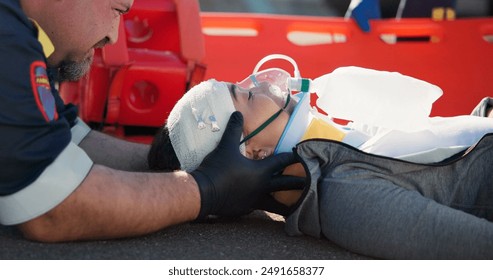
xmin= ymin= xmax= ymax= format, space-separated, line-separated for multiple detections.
xmin=148 ymin=126 xmax=181 ymax=171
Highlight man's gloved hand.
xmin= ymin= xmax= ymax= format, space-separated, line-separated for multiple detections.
xmin=191 ymin=112 xmax=306 ymax=219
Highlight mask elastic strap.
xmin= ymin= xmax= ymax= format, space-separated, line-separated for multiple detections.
xmin=240 ymin=94 xmax=291 ymax=145
xmin=252 ymin=54 xmax=301 ymax=79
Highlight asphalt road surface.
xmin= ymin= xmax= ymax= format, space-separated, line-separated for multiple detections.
xmin=0 ymin=211 xmax=370 ymax=260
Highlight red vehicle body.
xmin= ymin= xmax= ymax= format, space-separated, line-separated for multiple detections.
xmin=59 ymin=0 xmax=493 ymax=143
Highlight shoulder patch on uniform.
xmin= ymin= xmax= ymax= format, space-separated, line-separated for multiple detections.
xmin=30 ymin=61 xmax=58 ymax=122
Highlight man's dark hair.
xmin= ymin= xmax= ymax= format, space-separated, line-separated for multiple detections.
xmin=148 ymin=124 xmax=181 ymax=171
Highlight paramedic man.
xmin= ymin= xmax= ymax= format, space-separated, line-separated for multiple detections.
xmin=0 ymin=0 xmax=300 ymax=242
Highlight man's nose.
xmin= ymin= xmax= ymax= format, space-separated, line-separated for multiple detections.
xmin=108 ymin=18 xmax=122 ymax=45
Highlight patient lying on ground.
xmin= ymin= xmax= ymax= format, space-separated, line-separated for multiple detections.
xmin=148 ymin=72 xmax=493 ymax=208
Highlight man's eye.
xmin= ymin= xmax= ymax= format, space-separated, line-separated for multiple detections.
xmin=115 ymin=8 xmax=129 ymax=16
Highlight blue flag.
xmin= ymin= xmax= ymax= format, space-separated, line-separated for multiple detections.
xmin=350 ymin=0 xmax=381 ymax=32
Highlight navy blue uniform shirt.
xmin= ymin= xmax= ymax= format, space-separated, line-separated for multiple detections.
xmin=0 ymin=0 xmax=78 ymax=195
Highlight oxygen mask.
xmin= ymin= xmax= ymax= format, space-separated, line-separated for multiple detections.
xmin=236 ymin=54 xmax=313 ymax=154
xmin=236 ymin=68 xmax=294 ymax=112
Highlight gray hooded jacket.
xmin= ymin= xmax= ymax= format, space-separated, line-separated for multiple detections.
xmin=285 ymin=97 xmax=493 ymax=259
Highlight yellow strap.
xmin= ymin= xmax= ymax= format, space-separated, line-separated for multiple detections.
xmin=301 ymin=117 xmax=346 ymax=142
xmin=31 ymin=20 xmax=55 ymax=58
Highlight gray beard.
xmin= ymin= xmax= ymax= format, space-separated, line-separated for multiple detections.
xmin=58 ymin=55 xmax=93 ymax=82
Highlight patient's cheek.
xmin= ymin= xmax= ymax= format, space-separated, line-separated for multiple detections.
xmin=272 ymin=163 xmax=306 ymax=207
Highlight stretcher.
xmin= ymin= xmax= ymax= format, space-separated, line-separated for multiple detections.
xmin=59 ymin=0 xmax=493 ymax=143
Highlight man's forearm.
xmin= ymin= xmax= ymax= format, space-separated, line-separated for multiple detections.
xmin=18 ymin=165 xmax=200 ymax=242
xmin=79 ymin=130 xmax=150 ymax=171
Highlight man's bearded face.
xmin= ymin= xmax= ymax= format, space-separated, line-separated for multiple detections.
xmin=57 ymin=55 xmax=94 ymax=82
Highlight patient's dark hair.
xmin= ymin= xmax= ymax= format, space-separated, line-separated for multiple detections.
xmin=147 ymin=124 xmax=181 ymax=171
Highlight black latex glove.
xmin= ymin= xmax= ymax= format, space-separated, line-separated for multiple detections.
xmin=191 ymin=112 xmax=306 ymax=219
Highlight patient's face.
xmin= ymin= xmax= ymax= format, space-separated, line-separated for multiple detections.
xmin=227 ymin=83 xmax=290 ymax=160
